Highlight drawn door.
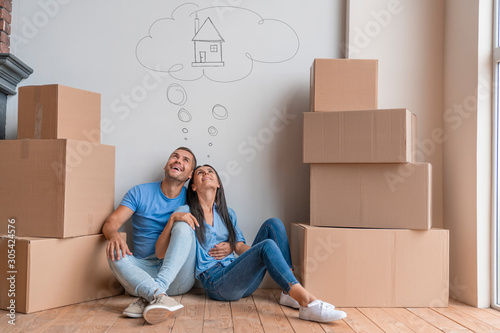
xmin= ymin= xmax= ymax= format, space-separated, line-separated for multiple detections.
xmin=199 ymin=51 xmax=206 ymax=63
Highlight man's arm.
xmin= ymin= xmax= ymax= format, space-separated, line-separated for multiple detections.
xmin=155 ymin=212 xmax=199 ymax=259
xmin=102 ymin=205 xmax=134 ymax=261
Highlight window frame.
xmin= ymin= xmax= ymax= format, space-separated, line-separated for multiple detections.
xmin=492 ymin=0 xmax=500 ymax=311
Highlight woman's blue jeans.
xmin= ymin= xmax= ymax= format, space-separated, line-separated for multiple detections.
xmin=198 ymin=218 xmax=298 ymax=301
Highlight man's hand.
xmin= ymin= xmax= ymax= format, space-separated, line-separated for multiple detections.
xmin=208 ymin=242 xmax=233 ymax=260
xmin=107 ymin=232 xmax=132 ymax=261
xmin=102 ymin=205 xmax=134 ymax=261
xmin=170 ymin=212 xmax=199 ymax=230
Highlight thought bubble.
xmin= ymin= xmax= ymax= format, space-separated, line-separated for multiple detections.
xmin=208 ymin=126 xmax=218 ymax=136
xmin=136 ymin=3 xmax=300 ymax=83
xmin=212 ymin=104 xmax=228 ymax=120
xmin=167 ymin=83 xmax=188 ymax=105
xmin=178 ymin=108 xmax=192 ymax=122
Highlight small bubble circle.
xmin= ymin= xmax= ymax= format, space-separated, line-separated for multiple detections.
xmin=208 ymin=126 xmax=218 ymax=136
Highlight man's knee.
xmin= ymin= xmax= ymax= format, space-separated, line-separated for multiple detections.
xmin=107 ymin=250 xmax=132 ymax=268
xmin=172 ymin=221 xmax=195 ymax=239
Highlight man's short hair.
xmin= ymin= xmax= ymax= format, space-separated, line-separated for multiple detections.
xmin=175 ymin=146 xmax=197 ymax=170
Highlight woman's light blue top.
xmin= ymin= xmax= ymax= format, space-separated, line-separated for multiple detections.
xmin=174 ymin=204 xmax=246 ymax=277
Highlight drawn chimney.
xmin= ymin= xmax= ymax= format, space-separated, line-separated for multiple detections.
xmin=195 ymin=14 xmax=199 ymax=34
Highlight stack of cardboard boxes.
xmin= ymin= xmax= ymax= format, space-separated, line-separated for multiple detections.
xmin=292 ymin=59 xmax=449 ymax=307
xmin=0 ymin=85 xmax=124 ymax=313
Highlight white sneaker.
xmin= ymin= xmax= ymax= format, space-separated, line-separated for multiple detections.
xmin=279 ymin=292 xmax=300 ymax=309
xmin=143 ymin=294 xmax=184 ymax=325
xmin=299 ymin=300 xmax=347 ymax=322
xmin=122 ymin=297 xmax=148 ymax=318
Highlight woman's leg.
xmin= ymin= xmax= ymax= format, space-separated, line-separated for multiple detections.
xmin=240 ymin=218 xmax=294 ymax=298
xmin=252 ymin=218 xmax=293 ymax=269
xmin=201 ymin=239 xmax=298 ymax=301
xmin=250 ymin=218 xmax=319 ymax=307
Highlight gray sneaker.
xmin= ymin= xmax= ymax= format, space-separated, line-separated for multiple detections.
xmin=122 ymin=298 xmax=148 ymax=318
xmin=143 ymin=294 xmax=184 ymax=325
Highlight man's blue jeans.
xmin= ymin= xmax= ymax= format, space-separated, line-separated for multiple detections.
xmin=198 ymin=218 xmax=298 ymax=301
xmin=108 ymin=222 xmax=196 ymax=302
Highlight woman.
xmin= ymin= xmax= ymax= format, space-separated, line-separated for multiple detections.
xmin=156 ymin=164 xmax=346 ymax=323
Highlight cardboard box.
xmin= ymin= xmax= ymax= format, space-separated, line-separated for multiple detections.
xmin=291 ymin=224 xmax=449 ymax=307
xmin=0 ymin=139 xmax=115 ymax=238
xmin=0 ymin=233 xmax=125 ymax=313
xmin=18 ymin=85 xmax=101 ymax=143
xmin=310 ymin=59 xmax=378 ymax=112
xmin=310 ymin=163 xmax=432 ymax=229
xmin=303 ymin=109 xmax=417 ymax=163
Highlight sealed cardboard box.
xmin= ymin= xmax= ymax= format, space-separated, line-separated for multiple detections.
xmin=0 ymin=233 xmax=125 ymax=313
xmin=18 ymin=85 xmax=101 ymax=143
xmin=303 ymin=109 xmax=417 ymax=163
xmin=0 ymin=139 xmax=115 ymax=238
xmin=291 ymin=224 xmax=449 ymax=307
xmin=310 ymin=163 xmax=431 ymax=229
xmin=310 ymin=59 xmax=378 ymax=112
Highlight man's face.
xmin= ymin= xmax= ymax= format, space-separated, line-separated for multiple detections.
xmin=164 ymin=149 xmax=195 ymax=182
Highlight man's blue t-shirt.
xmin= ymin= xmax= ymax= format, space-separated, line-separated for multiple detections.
xmin=120 ymin=181 xmax=186 ymax=259
xmin=175 ymin=204 xmax=246 ymax=277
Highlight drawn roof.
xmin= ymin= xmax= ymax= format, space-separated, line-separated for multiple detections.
xmin=192 ymin=17 xmax=225 ymax=42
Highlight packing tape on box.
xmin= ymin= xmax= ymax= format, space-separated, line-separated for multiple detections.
xmin=20 ymin=139 xmax=29 ymax=159
xmin=33 ymin=86 xmax=43 ymax=139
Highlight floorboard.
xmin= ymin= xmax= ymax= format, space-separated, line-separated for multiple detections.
xmin=407 ymin=307 xmax=473 ymax=332
xmin=1 ymin=289 xmax=500 ymax=332
xmin=231 ymin=295 xmax=264 ymax=333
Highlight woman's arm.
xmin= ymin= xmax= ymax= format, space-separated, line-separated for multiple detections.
xmin=234 ymin=241 xmax=250 ymax=256
xmin=155 ymin=212 xmax=199 ymax=259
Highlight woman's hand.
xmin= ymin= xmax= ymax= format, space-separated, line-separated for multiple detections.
xmin=170 ymin=212 xmax=199 ymax=230
xmin=156 ymin=212 xmax=198 ymax=259
xmin=208 ymin=242 xmax=233 ymax=260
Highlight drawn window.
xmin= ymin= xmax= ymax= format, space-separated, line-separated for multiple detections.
xmin=210 ymin=45 xmax=218 ymax=52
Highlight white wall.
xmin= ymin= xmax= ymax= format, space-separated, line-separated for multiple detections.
xmin=348 ymin=0 xmax=493 ymax=307
xmin=8 ymin=0 xmax=344 ymax=234
xmin=443 ymin=0 xmax=492 ymax=308
xmin=443 ymin=0 xmax=479 ymax=306
xmin=9 ymin=0 xmax=494 ymax=304
xmin=347 ymin=0 xmax=445 ymax=228
xmin=7 ymin=1 xmax=345 ymax=287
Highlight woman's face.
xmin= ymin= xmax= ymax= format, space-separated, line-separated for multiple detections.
xmin=191 ymin=165 xmax=220 ymax=193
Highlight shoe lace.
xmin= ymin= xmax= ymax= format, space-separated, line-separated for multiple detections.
xmin=321 ymin=302 xmax=335 ymax=311
xmin=150 ymin=294 xmax=166 ymax=305
xmin=132 ymin=298 xmax=148 ymax=308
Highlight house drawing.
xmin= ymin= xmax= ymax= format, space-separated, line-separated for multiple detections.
xmin=192 ymin=15 xmax=225 ymax=67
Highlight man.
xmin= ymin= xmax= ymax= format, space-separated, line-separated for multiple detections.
xmin=103 ymin=147 xmax=207 ymax=325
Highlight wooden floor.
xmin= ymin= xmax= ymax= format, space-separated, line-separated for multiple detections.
xmin=2 ymin=289 xmax=500 ymax=332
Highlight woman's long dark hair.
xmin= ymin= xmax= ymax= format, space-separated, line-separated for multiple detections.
xmin=186 ymin=164 xmax=236 ymax=249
